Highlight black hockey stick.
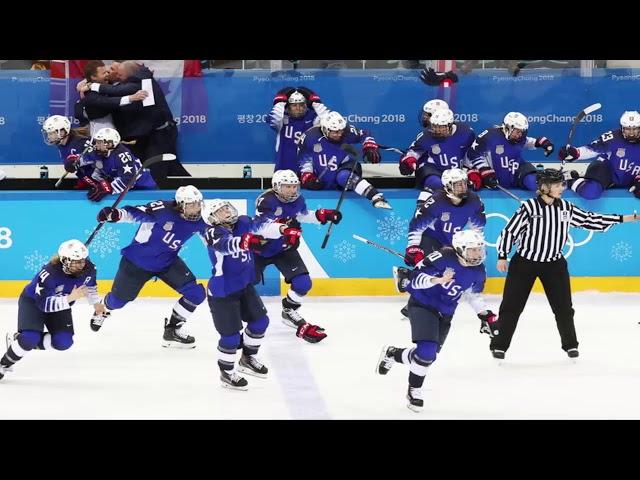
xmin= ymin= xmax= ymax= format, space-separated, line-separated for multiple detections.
xmin=320 ymin=159 xmax=359 ymax=249
xmin=55 ymin=142 xmax=94 ymax=188
xmin=352 ymin=234 xmax=404 ymax=260
xmin=85 ymin=154 xmax=175 ymax=246
xmin=562 ymin=103 xmax=602 ymax=167
xmin=495 ymin=185 xmax=524 ymax=203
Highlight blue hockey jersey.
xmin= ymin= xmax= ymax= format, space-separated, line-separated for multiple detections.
xmin=23 ymin=260 xmax=99 ymax=312
xmin=117 ymin=200 xmax=208 ymax=272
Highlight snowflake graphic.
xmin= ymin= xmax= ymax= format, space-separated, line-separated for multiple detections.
xmin=611 ymin=241 xmax=632 ymax=262
xmin=83 ymin=226 xmax=121 ymax=258
xmin=376 ymin=211 xmax=409 ymax=245
xmin=24 ymin=250 xmax=50 ymax=274
xmin=333 ymin=240 xmax=356 ymax=263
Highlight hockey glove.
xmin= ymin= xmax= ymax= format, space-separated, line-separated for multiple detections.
xmin=404 ymin=246 xmax=425 ymax=267
xmin=478 ymin=310 xmax=499 ymax=338
xmin=399 ymin=156 xmax=417 ymax=176
xmin=466 ymin=169 xmax=482 ymax=191
xmin=87 ymin=179 xmax=112 ymax=202
xmin=97 ymin=207 xmax=122 ymax=223
xmin=282 ymin=226 xmax=302 ymax=248
xmin=64 ymin=154 xmax=81 ymax=173
xmin=559 ymin=145 xmax=580 ymax=162
xmin=296 ymin=86 xmax=321 ymax=104
xmin=296 ymin=322 xmax=327 ymax=343
xmin=420 ymin=67 xmax=459 ymax=86
xmin=240 ymin=233 xmax=266 ymax=253
xmin=362 ymin=138 xmax=381 ymax=164
xmin=315 ymin=208 xmax=342 ymax=225
xmin=273 ymin=86 xmax=296 ymax=105
xmin=480 ymin=167 xmax=498 ymax=189
xmin=535 ymin=137 xmax=554 ymax=157
xmin=301 ymin=172 xmax=323 ymax=190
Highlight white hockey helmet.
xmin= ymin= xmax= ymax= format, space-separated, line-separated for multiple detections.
xmin=58 ymin=239 xmax=89 ymax=275
xmin=421 ymin=99 xmax=449 ymax=127
xmin=441 ymin=168 xmax=468 ymax=201
xmin=452 ymin=229 xmax=486 ymax=267
xmin=92 ymin=127 xmax=121 ymax=154
xmin=175 ymin=185 xmax=204 ymax=221
xmin=502 ymin=112 xmax=528 ymax=143
xmin=288 ymin=91 xmax=306 ymax=104
xmin=320 ymin=111 xmax=347 ymax=142
xmin=271 ymin=169 xmax=301 ymax=203
xmin=42 ymin=115 xmax=71 ymax=145
xmin=430 ymin=108 xmax=455 ymax=137
xmin=620 ymin=111 xmax=640 ymax=142
xmin=287 ymin=90 xmax=308 ymax=118
xmin=202 ymin=199 xmax=239 ymax=226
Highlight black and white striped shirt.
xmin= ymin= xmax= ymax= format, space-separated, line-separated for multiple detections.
xmin=497 ymin=196 xmax=623 ymax=262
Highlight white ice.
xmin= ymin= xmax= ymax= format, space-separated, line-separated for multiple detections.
xmin=1 ymin=292 xmax=640 ymax=420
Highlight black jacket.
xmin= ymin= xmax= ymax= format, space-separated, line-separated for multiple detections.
xmin=95 ymin=66 xmax=175 ymax=138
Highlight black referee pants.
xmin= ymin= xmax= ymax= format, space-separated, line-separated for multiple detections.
xmin=490 ymin=254 xmax=578 ymax=353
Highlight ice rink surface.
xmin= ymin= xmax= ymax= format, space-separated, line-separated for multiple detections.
xmin=1 ymin=292 xmax=639 ymax=420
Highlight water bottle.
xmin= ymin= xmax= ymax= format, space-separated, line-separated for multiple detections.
xmin=40 ymin=166 xmax=49 ymax=179
xmin=243 ymin=165 xmax=252 ymax=179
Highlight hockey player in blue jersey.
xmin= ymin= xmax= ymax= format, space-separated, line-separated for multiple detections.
xmin=400 ymin=168 xmax=486 ymax=318
xmin=298 ymin=111 xmax=392 ymax=209
xmin=399 ymin=108 xmax=476 ymax=205
xmin=42 ymin=115 xmax=96 ymax=187
xmin=253 ymin=169 xmax=341 ymax=343
xmin=82 ymin=127 xmax=157 ymax=202
xmin=467 ymin=112 xmax=554 ymax=192
xmin=418 ymin=99 xmax=449 ymax=128
xmin=377 ymin=230 xmax=498 ymax=412
xmin=91 ymin=186 xmax=207 ymax=348
xmin=560 ymin=111 xmax=640 ymax=200
xmin=268 ymin=86 xmax=329 ymax=173
xmin=0 ymin=239 xmax=105 ymax=380
xmin=202 ymin=199 xmax=302 ymax=390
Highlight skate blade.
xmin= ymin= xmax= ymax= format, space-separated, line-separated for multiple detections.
xmin=281 ymin=318 xmax=300 ymax=329
xmin=238 ymin=365 xmax=268 ymax=379
xmin=374 ymin=203 xmax=393 ymax=210
xmin=376 ymin=345 xmax=391 ymax=375
xmin=220 ymin=382 xmax=249 ymax=391
xmin=162 ymin=341 xmax=196 ymax=349
xmin=406 ymin=403 xmax=423 ymax=413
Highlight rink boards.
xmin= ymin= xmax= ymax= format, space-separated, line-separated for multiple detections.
xmin=0 ymin=189 xmax=638 ymax=296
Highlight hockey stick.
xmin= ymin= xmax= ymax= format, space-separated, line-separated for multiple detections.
xmin=54 ymin=142 xmax=94 ymax=188
xmin=495 ymin=185 xmax=524 ymax=203
xmin=562 ymin=103 xmax=602 ymax=167
xmin=377 ymin=145 xmax=407 ymax=155
xmin=321 ymin=159 xmax=359 ymax=249
xmin=85 ymin=153 xmax=175 ymax=246
xmin=352 ymin=234 xmax=404 ymax=260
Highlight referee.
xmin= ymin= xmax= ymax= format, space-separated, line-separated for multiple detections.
xmin=489 ymin=168 xmax=637 ymax=360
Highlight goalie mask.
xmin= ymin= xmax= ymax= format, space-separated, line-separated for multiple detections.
xmin=441 ymin=168 xmax=468 ymax=201
xmin=202 ymin=199 xmax=239 ymax=226
xmin=175 ymin=185 xmax=204 ymax=221
xmin=58 ymin=239 xmax=89 ymax=275
xmin=42 ymin=115 xmax=71 ymax=145
xmin=287 ymin=91 xmax=308 ymax=119
xmin=452 ymin=230 xmax=486 ymax=267
xmin=502 ymin=112 xmax=528 ymax=143
xmin=620 ymin=111 xmax=640 ymax=143
xmin=271 ymin=169 xmax=301 ymax=202
xmin=92 ymin=127 xmax=121 ymax=156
